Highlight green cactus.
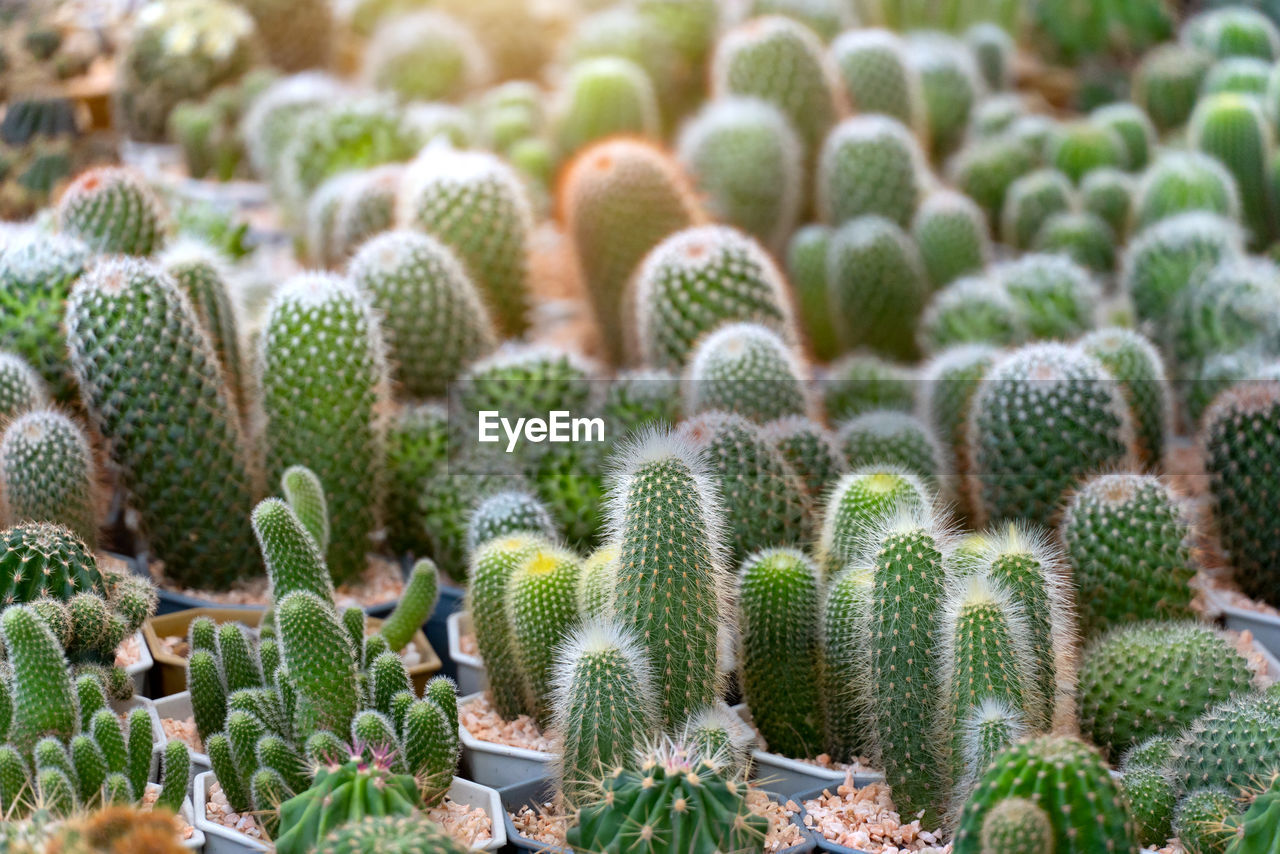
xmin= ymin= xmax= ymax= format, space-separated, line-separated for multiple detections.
xmin=1176 ymin=788 xmax=1241 ymax=854
xmin=969 ymin=95 xmax=1026 ymax=140
xmin=1190 ymin=93 xmax=1276 ymax=247
xmin=1120 ymin=764 xmax=1178 ymax=847
xmin=762 ymin=416 xmax=846 ymax=502
xmin=968 ymin=342 xmax=1134 ymax=527
xmin=553 ymin=57 xmax=660 ymax=158
xmin=908 ymin=34 xmax=980 ymax=163
xmin=966 ymin=23 xmax=1014 ymax=91
xmin=820 ymin=353 xmax=917 ymax=423
xmin=1079 ymin=328 xmax=1170 ymax=467
xmin=919 ymin=345 xmax=998 ymax=520
xmin=1185 ymin=7 xmax=1280 ymax=60
xmin=684 ymin=322 xmax=812 ymax=424
xmin=996 ymin=253 xmax=1101 ymax=341
xmin=1121 ymin=212 xmax=1243 ymax=330
xmin=55 ymin=167 xmax=167 ymax=256
xmin=1048 ymin=120 xmax=1129 ymax=184
xmin=316 ymin=815 xmax=474 ymax=853
xmin=676 ymin=97 xmax=803 ymax=253
xmin=826 ymin=215 xmax=929 ymax=360
xmin=0 ymin=414 xmax=96 ymax=544
xmin=362 ymin=11 xmax=488 ymax=103
xmin=466 ymin=491 xmax=557 ymax=554
xmin=949 ymin=135 xmax=1039 ymax=228
xmin=279 ymin=464 xmax=329 ymax=557
xmin=259 ymin=272 xmax=387 ymax=586
xmin=347 ymin=230 xmax=497 ymax=400
xmin=1001 ymin=169 xmax=1074 ymax=251
xmin=576 ymin=546 xmax=617 ymax=620
xmin=552 ymin=620 xmax=657 ymax=804
xmin=66 ymin=257 xmax=260 ymax=590
xmin=837 ymin=411 xmax=944 ymax=487
xmin=602 ymin=370 xmax=682 ymax=443
xmin=276 ymin=590 xmax=359 ymax=737
xmin=2 ymin=605 xmax=75 ymax=753
xmin=560 ymin=138 xmax=702 ymax=365
xmin=610 ymin=430 xmax=727 ymax=729
xmin=820 ymin=564 xmax=873 ymax=763
xmin=785 ymin=224 xmax=835 ymax=365
xmin=953 ymin=736 xmax=1139 ymax=854
xmin=920 ymin=275 xmax=1025 ymax=353
xmin=912 ymin=190 xmax=992 ymax=290
xmin=383 ymin=403 xmax=447 ymax=559
xmin=816 ymin=468 xmax=931 ymax=579
xmin=1224 ymin=775 xmax=1280 ymax=854
xmin=829 ymin=28 xmax=922 ymax=129
xmin=1201 ymin=379 xmax=1280 ymax=608
xmin=466 ymin=534 xmax=543 ymax=719
xmin=979 ymin=797 xmax=1054 ymax=854
xmin=274 ymin=752 xmax=419 ymax=854
xmin=1082 ymin=168 xmax=1136 ymax=241
xmin=1032 ymin=211 xmax=1117 ymax=274
xmin=818 ymin=115 xmax=927 ymax=229
xmin=1203 ymin=56 xmax=1273 ymax=97
xmin=736 ymin=548 xmax=823 ymax=759
xmin=377 ymin=559 xmax=437 ymax=654
xmin=1135 ymin=44 xmax=1212 ymax=133
xmin=252 ymin=497 xmax=334 ymax=610
xmin=505 ymin=543 xmax=581 ymax=724
xmin=1136 ymin=151 xmax=1242 ymax=234
xmin=0 ymin=233 xmax=89 ymax=405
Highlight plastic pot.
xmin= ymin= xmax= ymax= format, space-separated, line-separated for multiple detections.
xmin=457 ymin=691 xmax=556 ymax=789
xmin=447 ymin=611 xmax=487 ymax=696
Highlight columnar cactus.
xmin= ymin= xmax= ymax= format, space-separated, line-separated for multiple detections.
xmin=577 ymin=545 xmax=618 ymax=620
xmin=967 ymin=343 xmax=1135 ymax=527
xmin=820 ymin=353 xmax=917 ymax=423
xmin=2 ymin=604 xmax=76 ymax=752
xmin=948 ymin=135 xmax=1039 ymax=228
xmin=466 ymin=534 xmax=543 ymax=720
xmin=816 ymin=468 xmax=929 ymax=578
xmin=1 ymin=411 xmax=97 ymax=544
xmin=552 ymin=620 xmax=657 ymax=804
xmin=1190 ymin=93 xmax=1276 ymax=247
xmin=837 ymin=411 xmax=945 ymax=488
xmin=966 ymin=23 xmax=1013 ymax=91
xmin=1169 ymin=258 xmax=1280 ymax=382
xmin=683 ymin=322 xmax=812 ymax=423
xmin=1120 ymin=212 xmax=1243 ymax=330
xmin=259 ymin=273 xmax=387 ymax=586
xmin=1032 ymin=211 xmax=1117 ymax=274
xmin=609 ymin=430 xmax=728 ymax=728
xmin=1201 ymin=379 xmax=1280 ymax=607
xmin=1047 ymin=121 xmax=1129 ymax=184
xmin=737 ymin=548 xmax=823 ymax=759
xmin=828 ymin=29 xmax=922 ymax=129
xmin=1079 ymin=328 xmax=1170 ymax=468
xmin=1078 ymin=622 xmax=1253 ymax=759
xmin=348 ymin=230 xmax=497 ymax=399
xmin=559 ymin=138 xmax=702 ymax=365
xmin=907 ymin=34 xmax=980 ymax=163
xmin=66 ymin=257 xmax=261 ymax=590
xmin=398 ymin=145 xmax=534 ymax=338
xmin=1000 ymin=168 xmax=1074 ymax=251
xmin=912 ymin=190 xmax=992 ymax=290
xmin=1082 ymin=168 xmax=1136 ymax=241
xmin=826 ymin=215 xmax=929 ymax=360
xmin=1135 ymin=151 xmax=1241 ymax=230
xmin=466 ymin=491 xmax=557 ymax=554
xmin=818 ymin=115 xmax=927 ymax=229
xmin=1089 ymin=104 xmax=1154 ymax=170
xmin=277 ymin=588 xmax=360 ymax=737
xmin=378 ymin=559 xmax=438 ymax=654
xmin=56 ymin=167 xmax=168 ymax=256
xmin=821 ymin=565 xmax=874 ymax=762
xmin=506 ymin=543 xmax=582 ymax=724
xmin=676 ymin=97 xmax=803 ymax=253
xmin=1134 ymin=43 xmax=1212 ymax=133
xmin=953 ymin=736 xmax=1139 ymax=854
xmin=552 ymin=57 xmax=660 ymax=158
xmin=919 ymin=276 xmax=1025 ymax=353
xmin=994 ymin=253 xmax=1100 ymax=341
xmin=362 ymin=11 xmax=489 ymax=103
xmin=762 ymin=416 xmax=846 ymax=502
xmin=920 ymin=345 xmax=999 ymax=518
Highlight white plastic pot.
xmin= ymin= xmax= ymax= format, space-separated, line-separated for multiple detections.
xmin=193 ymin=771 xmax=271 ymax=854
xmin=447 ymin=611 xmax=487 ymax=696
xmin=446 ymin=776 xmax=508 ymax=852
xmin=151 ymin=691 xmax=211 ymax=774
xmin=731 ymin=704 xmax=883 ymax=797
xmin=457 ymin=692 xmax=557 ymax=789
xmin=121 ymin=630 xmax=154 ymax=697
xmin=1205 ymin=586 xmax=1280 ymax=666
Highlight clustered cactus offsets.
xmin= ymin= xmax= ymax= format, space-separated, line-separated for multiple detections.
xmin=13 ymin=3 xmax=1280 ymax=849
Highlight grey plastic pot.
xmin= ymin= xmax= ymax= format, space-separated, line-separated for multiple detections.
xmin=1205 ymin=586 xmax=1280 ymax=665
xmin=193 ymin=770 xmax=270 ymax=854
xmin=447 ymin=610 xmax=487 ymax=696
xmin=151 ymin=691 xmax=211 ymax=775
xmin=457 ymin=692 xmax=557 ymax=789
xmin=731 ymin=704 xmax=883 ymax=797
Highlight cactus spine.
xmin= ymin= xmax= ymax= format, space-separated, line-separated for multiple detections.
xmin=1 ymin=411 xmax=97 ymax=544
xmin=506 ymin=543 xmax=582 ymax=725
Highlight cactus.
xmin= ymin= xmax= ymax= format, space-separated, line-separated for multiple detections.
xmin=1032 ymin=211 xmax=1117 ymax=274
xmin=920 ymin=275 xmax=1025 ymax=353
xmin=1121 ymin=212 xmax=1243 ymax=330
xmin=826 ymin=215 xmax=929 ymax=360
xmin=736 ymin=548 xmax=823 ymax=759
xmin=818 ymin=115 xmax=927 ymax=229
xmin=466 ymin=491 xmax=557 ymax=554
xmin=1224 ymin=775 xmax=1280 ymax=854
xmin=966 ymin=23 xmax=1013 ymax=92
xmin=1190 ymin=93 xmax=1276 ymax=247
xmin=0 ymin=233 xmax=89 ymax=405
xmin=1082 ymin=168 xmax=1136 ymax=241
xmin=912 ymin=190 xmax=992 ymax=290
xmin=969 ymin=95 xmax=1025 ymax=139
xmin=995 ymin=253 xmax=1100 ymax=341
xmin=1136 ymin=151 xmax=1242 ymax=233
xmin=948 ymin=135 xmax=1039 ymax=228
xmin=762 ymin=416 xmax=846 ymax=502
xmin=602 ymin=370 xmax=682 ymax=441
xmin=1134 ymin=44 xmax=1212 ymax=133
xmin=1185 ymin=7 xmax=1280 ymax=60
xmin=684 ymin=322 xmax=812 ymax=424
xmin=710 ymin=15 xmax=841 ymax=170
xmin=820 ymin=564 xmax=873 ymax=763
xmin=280 ymin=465 xmax=329 ymax=556
xmin=382 ymin=403 xmax=446 ymax=559
xmin=315 ymin=816 xmax=473 ymax=853
xmin=1171 ymin=256 xmax=1280 ymax=376
xmin=552 ymin=620 xmax=657 ymax=804
xmin=1201 ymin=379 xmax=1280 ymax=608
xmin=466 ymin=534 xmax=543 ymax=719
xmin=347 ymin=230 xmax=497 ymax=400
xmin=252 ymin=496 xmax=333 ymax=608
xmin=1000 ymin=168 xmax=1074 ymax=251
xmin=55 ymin=167 xmax=167 ymax=257
xmin=1203 ymin=56 xmax=1273 ymax=97
xmin=377 ymin=559 xmax=437 ymax=653
xmin=1079 ymin=622 xmax=1253 ymax=760
xmin=816 ymin=468 xmax=929 ymax=578
xmin=907 ymin=34 xmax=980 ymax=163
xmin=920 ymin=345 xmax=998 ymax=519
xmin=568 ymin=738 xmax=768 ymax=854
xmin=259 ymin=273 xmax=387 ymax=586
xmin=114 ymin=0 xmax=259 ymax=141
xmin=677 ymin=411 xmax=811 ymax=562
xmin=821 ymin=353 xmax=916 ymax=423
xmin=0 ymin=410 xmax=97 ymax=544
xmin=967 ymin=342 xmax=1134 ymax=527
xmin=505 ymin=543 xmax=582 ymax=725
xmin=1120 ymin=765 xmax=1178 ymax=847
xmin=828 ymin=28 xmax=922 ymax=129
xmin=837 ymin=411 xmax=944 ymax=488
xmin=66 ymin=257 xmax=261 ymax=590
xmin=953 ymin=736 xmax=1139 ymax=854
xmin=240 ymin=72 xmax=346 ymax=184
xmin=577 ymin=546 xmax=618 ymax=620
xmin=2 ymin=605 xmax=76 ymax=753
xmin=274 ymin=752 xmax=419 ymax=854
xmin=676 ymin=97 xmax=803 ymax=253
xmin=1177 ymin=788 xmax=1242 ymax=854
xmin=559 ymin=138 xmax=702 ymax=365
xmin=362 ymin=11 xmax=488 ymax=103
xmin=609 ymin=430 xmax=728 ymax=728
xmin=1062 ymin=474 xmax=1195 ymax=639
xmin=276 ymin=590 xmax=359 ymax=737
xmin=1048 ymin=120 xmax=1129 ymax=184
xmin=979 ymin=797 xmax=1054 ymax=854
xmin=1079 ymin=328 xmax=1170 ymax=467
xmin=553 ymin=57 xmax=660 ymax=158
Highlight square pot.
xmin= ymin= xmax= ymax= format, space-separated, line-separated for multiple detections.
xmin=151 ymin=691 xmax=211 ymax=775
xmin=447 ymin=611 xmax=487 ymax=696
xmin=193 ymin=771 xmax=271 ymax=854
xmin=731 ymin=704 xmax=883 ymax=797
xmin=445 ymin=776 xmax=507 ymax=852
xmin=119 ymin=629 xmax=154 ymax=696
xmin=457 ymin=691 xmax=556 ymax=789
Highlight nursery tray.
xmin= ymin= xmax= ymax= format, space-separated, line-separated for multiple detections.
xmin=732 ymin=704 xmax=883 ymax=797
xmin=1205 ymin=586 xmax=1280 ymax=664
xmin=143 ymin=608 xmax=265 ymax=698
xmin=458 ymin=691 xmax=557 ymax=789
xmin=447 ymin=610 xmax=487 ymax=696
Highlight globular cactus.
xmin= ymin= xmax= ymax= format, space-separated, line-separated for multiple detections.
xmin=1078 ymin=328 xmax=1170 ymax=467
xmin=466 ymin=490 xmax=557 ymax=554
xmin=577 ymin=545 xmax=618 ymax=620
xmin=676 ymin=97 xmax=803 ymax=253
xmin=347 ymin=230 xmax=497 ymax=400
xmin=1168 ymin=691 xmax=1280 ymax=799
xmin=506 ymin=543 xmax=582 ymax=725
xmin=979 ymin=797 xmax=1054 ymax=854
xmin=1120 ymin=764 xmax=1178 ymax=848
xmin=911 ymin=190 xmax=992 ymax=290
xmin=1 ymin=413 xmax=97 ymax=546
xmin=820 ymin=352 xmax=916 ymax=423
xmin=965 ymin=23 xmax=1014 ymax=92
xmin=274 ymin=752 xmax=419 ymax=854
xmin=633 ymin=225 xmax=796 ymax=371
xmin=1169 ymin=258 xmax=1280 ymax=381
xmin=969 ymin=94 xmax=1026 ymax=139
xmin=748 ymin=0 xmax=852 ymax=40
xmin=677 ymin=411 xmax=811 ymax=563
xmin=1000 ymin=168 xmax=1074 ymax=251
xmin=1121 ymin=212 xmax=1243 ymax=331
xmin=567 ymin=738 xmax=768 ymax=854
xmin=1047 ymin=120 xmax=1129 ymax=184
xmin=1032 ymin=211 xmax=1117 ymax=274
xmin=399 ymin=144 xmax=534 ymax=338
xmin=240 ymin=72 xmax=347 ymax=187
xmin=967 ymin=342 xmax=1134 ymax=527
xmin=559 ymin=138 xmax=702 ymax=365
xmin=737 ymin=548 xmax=823 ymax=759
xmin=953 ymin=736 xmax=1139 ymax=854
xmin=1078 ymin=622 xmax=1253 ymax=761
xmin=920 ymin=345 xmax=999 ymax=519
xmin=1190 ymin=93 xmax=1276 ymax=247
xmin=1135 ymin=151 xmax=1241 ymax=231
xmin=1184 ymin=7 xmax=1280 ymax=60
xmin=818 ymin=115 xmax=927 ymax=229
xmin=362 ymin=11 xmax=489 ymax=103
xmin=994 ymin=253 xmax=1100 ymax=341
xmin=816 ymin=467 xmax=929 ymax=578
xmin=710 ymin=15 xmax=841 ymax=171
xmin=907 ymin=34 xmax=981 ymax=163
xmin=1062 ymin=474 xmax=1195 ymax=638
xmin=828 ymin=28 xmax=922 ymax=130
xmin=552 ymin=619 xmax=658 ymax=804
xmin=762 ymin=416 xmax=846 ymax=502
xmin=948 ymin=135 xmax=1039 ymax=228
xmin=1177 ymin=788 xmax=1243 ymax=854
xmin=1201 ymin=379 xmax=1280 ymax=608
xmin=1202 ymin=56 xmax=1273 ymax=97
xmin=316 ymin=816 xmax=473 ymax=853
xmin=603 ymin=369 xmax=682 ymax=442
xmin=0 ymin=233 xmax=90 ymax=405
xmin=820 ymin=564 xmax=874 ymax=762
xmin=0 ymin=354 xmax=49 ymax=423
xmin=683 ymin=322 xmax=812 ymax=424
xmin=919 ymin=275 xmax=1025 ymax=353
xmin=609 ymin=430 xmax=728 ymax=728
xmin=1135 ymin=44 xmax=1212 ymax=133
xmin=826 ymin=215 xmax=929 ymax=360
xmin=307 ymin=173 xmax=364 ymax=269
xmin=325 ymin=165 xmax=402 ymax=267
xmin=837 ymin=410 xmax=945 ymax=489
xmin=465 ymin=534 xmax=543 ymax=720
xmin=66 ymin=257 xmax=261 ymax=591
xmin=552 ymin=57 xmax=660 ymax=158
xmin=259 ymin=273 xmax=387 ymax=586
xmin=56 ymin=167 xmax=168 ymax=257
xmin=1082 ymin=168 xmax=1136 ymax=241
